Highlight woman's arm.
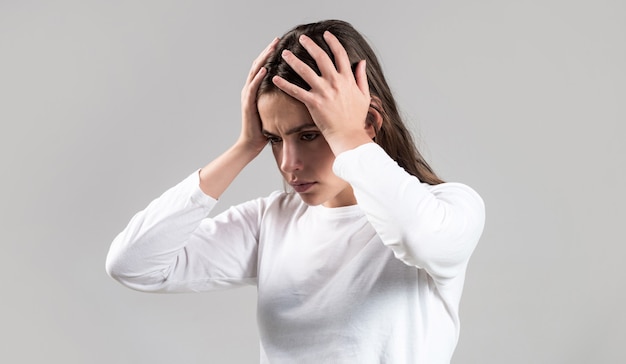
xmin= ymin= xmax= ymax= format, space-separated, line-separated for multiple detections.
xmin=333 ymin=143 xmax=485 ymax=284
xmin=105 ymin=172 xmax=266 ymax=292
xmin=106 ymin=38 xmax=280 ymax=292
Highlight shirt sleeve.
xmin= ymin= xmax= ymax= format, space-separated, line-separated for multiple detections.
xmin=105 ymin=170 xmax=262 ymax=293
xmin=332 ymin=143 xmax=485 ymax=285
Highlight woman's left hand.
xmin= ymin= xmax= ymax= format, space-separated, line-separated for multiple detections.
xmin=272 ymin=31 xmax=374 ymax=155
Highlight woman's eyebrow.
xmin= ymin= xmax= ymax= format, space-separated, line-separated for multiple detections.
xmin=262 ymin=123 xmax=318 ymax=136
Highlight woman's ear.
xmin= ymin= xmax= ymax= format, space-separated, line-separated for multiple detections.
xmin=365 ymin=96 xmax=384 ymax=139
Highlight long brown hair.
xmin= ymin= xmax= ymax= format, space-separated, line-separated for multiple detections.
xmin=258 ymin=20 xmax=444 ymax=185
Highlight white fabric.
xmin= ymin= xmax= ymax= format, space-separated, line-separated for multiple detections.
xmin=106 ymin=143 xmax=485 ymax=364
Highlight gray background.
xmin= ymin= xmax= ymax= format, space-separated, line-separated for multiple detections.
xmin=1 ymin=0 xmax=624 ymax=363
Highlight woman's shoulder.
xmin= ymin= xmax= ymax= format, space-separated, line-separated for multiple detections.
xmin=211 ymin=190 xmax=307 ymax=228
xmin=236 ymin=190 xmax=306 ymax=215
xmin=424 ymin=181 xmax=485 ymax=215
xmin=265 ymin=190 xmax=304 ymax=208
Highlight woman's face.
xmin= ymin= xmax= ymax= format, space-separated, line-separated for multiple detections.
xmin=258 ymin=92 xmax=356 ymax=208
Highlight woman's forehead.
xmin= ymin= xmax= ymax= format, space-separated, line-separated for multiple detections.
xmin=258 ymin=93 xmax=315 ymax=134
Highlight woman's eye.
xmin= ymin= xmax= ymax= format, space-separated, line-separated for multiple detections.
xmin=267 ymin=136 xmax=282 ymax=144
xmin=301 ymin=133 xmax=319 ymax=141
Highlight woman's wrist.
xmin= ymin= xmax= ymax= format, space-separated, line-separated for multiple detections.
xmin=198 ymin=141 xmax=263 ymax=199
xmin=324 ymin=130 xmax=374 ymax=156
xmin=233 ymin=137 xmax=267 ymax=159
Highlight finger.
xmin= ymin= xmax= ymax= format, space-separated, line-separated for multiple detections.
xmin=248 ymin=67 xmax=267 ymax=99
xmin=247 ymin=37 xmax=279 ymax=82
xmin=323 ymin=31 xmax=351 ymax=74
xmin=272 ymin=75 xmax=313 ymax=104
xmin=250 ymin=37 xmax=279 ymax=75
xmin=355 ymin=59 xmax=369 ymax=95
xmin=242 ymin=67 xmax=266 ymax=111
xmin=298 ymin=34 xmax=337 ymax=77
xmin=281 ymin=49 xmax=323 ymax=89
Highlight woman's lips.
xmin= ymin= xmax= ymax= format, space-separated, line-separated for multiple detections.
xmin=292 ymin=182 xmax=316 ymax=193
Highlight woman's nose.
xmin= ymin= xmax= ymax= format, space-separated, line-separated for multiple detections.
xmin=280 ymin=142 xmax=303 ymax=173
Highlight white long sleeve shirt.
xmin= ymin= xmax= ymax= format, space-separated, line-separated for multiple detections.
xmin=106 ymin=143 xmax=485 ymax=363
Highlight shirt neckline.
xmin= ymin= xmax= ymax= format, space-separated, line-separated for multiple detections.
xmin=308 ymin=203 xmax=364 ymax=219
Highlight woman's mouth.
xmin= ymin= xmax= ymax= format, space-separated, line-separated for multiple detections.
xmin=291 ymin=182 xmax=316 ymax=193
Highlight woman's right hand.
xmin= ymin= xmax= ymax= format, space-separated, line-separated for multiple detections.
xmin=198 ymin=37 xmax=280 ymax=199
xmin=237 ymin=37 xmax=280 ymax=154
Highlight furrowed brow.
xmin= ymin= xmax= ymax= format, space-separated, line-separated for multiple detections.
xmin=262 ymin=123 xmax=318 ymax=137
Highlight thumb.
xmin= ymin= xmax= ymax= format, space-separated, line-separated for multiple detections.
xmin=355 ymin=59 xmax=369 ymax=95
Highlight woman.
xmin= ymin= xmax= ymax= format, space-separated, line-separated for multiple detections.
xmin=106 ymin=19 xmax=485 ymax=364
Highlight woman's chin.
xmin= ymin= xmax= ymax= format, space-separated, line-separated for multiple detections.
xmin=297 ymin=193 xmax=324 ymax=206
